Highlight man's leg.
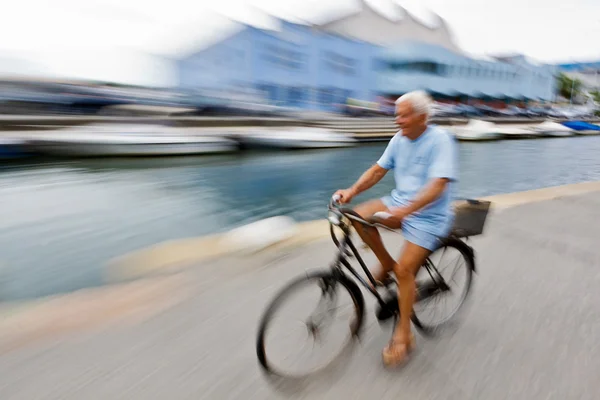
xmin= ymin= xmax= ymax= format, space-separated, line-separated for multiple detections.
xmin=351 ymin=199 xmax=396 ymax=282
xmin=383 ymin=240 xmax=431 ymax=366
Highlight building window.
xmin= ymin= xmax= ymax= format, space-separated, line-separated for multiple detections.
xmin=324 ymin=51 xmax=356 ymax=75
xmin=287 ymin=86 xmax=306 ymax=106
xmin=318 ymin=87 xmax=335 ymax=105
xmin=262 ymin=44 xmax=305 ymax=69
xmin=386 ymin=61 xmax=445 ymax=75
xmin=257 ymin=83 xmax=279 ymax=103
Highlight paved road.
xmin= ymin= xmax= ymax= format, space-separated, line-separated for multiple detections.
xmin=1 ymin=193 xmax=600 ymax=399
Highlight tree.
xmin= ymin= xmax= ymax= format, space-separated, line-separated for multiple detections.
xmin=556 ymin=73 xmax=582 ymax=100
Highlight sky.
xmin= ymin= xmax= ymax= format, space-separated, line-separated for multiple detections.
xmin=0 ymin=0 xmax=598 ymax=86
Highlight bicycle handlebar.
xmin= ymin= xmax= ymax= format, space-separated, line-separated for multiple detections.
xmin=329 ymin=195 xmax=360 ymax=218
xmin=329 ymin=195 xmax=399 ymax=232
xmin=329 ymin=194 xmax=342 ymax=209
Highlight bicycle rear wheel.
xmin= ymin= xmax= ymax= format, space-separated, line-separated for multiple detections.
xmin=256 ymin=270 xmax=364 ymax=378
xmin=411 ymin=238 xmax=474 ymax=335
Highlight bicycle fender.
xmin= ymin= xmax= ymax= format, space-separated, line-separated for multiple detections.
xmin=442 ymin=237 xmax=476 ymax=273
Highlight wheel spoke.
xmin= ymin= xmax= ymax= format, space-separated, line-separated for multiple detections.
xmin=412 ymin=241 xmax=473 ymax=333
xmin=256 ymin=271 xmax=364 ymax=378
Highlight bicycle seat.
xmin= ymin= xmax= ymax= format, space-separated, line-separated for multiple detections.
xmin=370 ymin=212 xmax=403 ymax=230
xmin=372 ymin=211 xmax=393 ymax=220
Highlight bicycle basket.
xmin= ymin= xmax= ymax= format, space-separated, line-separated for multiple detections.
xmin=450 ymin=199 xmax=492 ymax=238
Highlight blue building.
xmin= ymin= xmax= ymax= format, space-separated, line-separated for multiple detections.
xmin=178 ymin=20 xmax=378 ymax=112
xmin=378 ymin=48 xmax=556 ymax=102
xmin=177 ymin=0 xmax=557 ymax=111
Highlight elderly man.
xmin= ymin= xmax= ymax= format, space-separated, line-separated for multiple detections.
xmin=334 ymin=90 xmax=458 ymax=367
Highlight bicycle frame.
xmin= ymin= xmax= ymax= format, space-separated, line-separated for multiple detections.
xmin=326 ymin=198 xmax=411 ymax=314
xmin=329 ymin=222 xmax=390 ymax=307
xmin=327 ymin=198 xmax=475 ymax=310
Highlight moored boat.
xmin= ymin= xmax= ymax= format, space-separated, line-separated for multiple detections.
xmin=451 ymin=120 xmax=502 ymax=141
xmin=24 ymin=132 xmax=237 ymax=157
xmin=529 ymin=120 xmax=575 ymax=137
xmin=233 ymin=127 xmax=357 ymax=149
xmin=561 ymin=120 xmax=600 ymax=135
xmin=496 ymin=124 xmax=542 ymax=139
xmin=18 ymin=123 xmax=237 ymax=157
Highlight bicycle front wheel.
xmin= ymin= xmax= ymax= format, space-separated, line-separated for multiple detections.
xmin=256 ymin=270 xmax=364 ymax=378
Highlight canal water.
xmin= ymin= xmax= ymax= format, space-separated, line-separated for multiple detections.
xmin=1 ymin=136 xmax=600 ymax=301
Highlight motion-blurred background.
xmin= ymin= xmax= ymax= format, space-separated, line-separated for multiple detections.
xmin=1 ymin=0 xmax=599 ymax=118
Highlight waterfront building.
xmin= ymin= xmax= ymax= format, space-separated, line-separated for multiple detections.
xmin=177 ymin=0 xmax=557 ymax=111
xmin=378 ymin=50 xmax=556 ymax=105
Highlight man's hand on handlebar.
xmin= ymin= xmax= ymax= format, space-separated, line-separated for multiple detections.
xmin=333 ymin=188 xmax=356 ymax=204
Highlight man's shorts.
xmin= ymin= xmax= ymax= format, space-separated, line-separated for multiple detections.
xmin=381 ymin=195 xmax=451 ymax=252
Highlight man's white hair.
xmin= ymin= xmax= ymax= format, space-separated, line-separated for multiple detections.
xmin=395 ymin=90 xmax=432 ymax=118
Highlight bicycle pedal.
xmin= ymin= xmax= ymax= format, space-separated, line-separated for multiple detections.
xmin=375 ymin=292 xmax=399 ymax=322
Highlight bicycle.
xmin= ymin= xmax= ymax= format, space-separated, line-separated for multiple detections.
xmin=256 ymin=195 xmax=491 ymax=378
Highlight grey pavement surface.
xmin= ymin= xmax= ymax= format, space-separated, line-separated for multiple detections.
xmin=2 ymin=192 xmax=600 ymax=399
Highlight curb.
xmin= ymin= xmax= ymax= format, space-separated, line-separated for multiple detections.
xmin=104 ymin=219 xmax=335 ymax=283
xmin=479 ymin=181 xmax=600 ymax=210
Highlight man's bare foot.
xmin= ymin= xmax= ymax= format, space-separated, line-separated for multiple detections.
xmin=382 ymin=332 xmax=416 ymax=367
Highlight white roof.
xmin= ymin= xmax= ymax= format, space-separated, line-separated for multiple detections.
xmin=316 ymin=0 xmax=457 ymax=50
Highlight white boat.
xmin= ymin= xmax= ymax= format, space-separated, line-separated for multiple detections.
xmin=23 ymin=125 xmax=237 ymax=157
xmin=496 ymin=124 xmax=543 ymax=140
xmin=234 ymin=127 xmax=357 ymax=149
xmin=451 ymin=120 xmax=502 ymax=141
xmin=529 ymin=120 xmax=575 ymax=138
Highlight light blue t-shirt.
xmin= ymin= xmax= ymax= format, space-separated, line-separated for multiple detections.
xmin=376 ymin=125 xmax=458 ymax=236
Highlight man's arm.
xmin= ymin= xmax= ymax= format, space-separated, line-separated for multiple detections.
xmin=395 ymin=178 xmax=449 ymax=216
xmin=349 ymin=164 xmax=388 ymax=197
